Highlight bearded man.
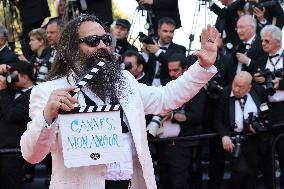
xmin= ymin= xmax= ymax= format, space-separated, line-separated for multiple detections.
xmin=20 ymin=15 xmax=219 ymax=189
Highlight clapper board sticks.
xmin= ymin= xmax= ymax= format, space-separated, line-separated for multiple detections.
xmin=60 ymin=61 xmax=121 ymax=114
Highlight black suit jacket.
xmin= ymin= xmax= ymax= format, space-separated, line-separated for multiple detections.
xmin=210 ymin=3 xmax=226 ymax=34
xmin=145 ymin=42 xmax=186 ymax=85
xmin=150 ymin=0 xmax=181 ymax=34
xmin=0 ymin=88 xmax=32 ymax=148
xmin=211 ymin=1 xmax=244 ymax=52
xmin=0 ymin=46 xmax=19 ymax=65
xmin=115 ymin=38 xmax=138 ymax=56
xmin=215 ymin=84 xmax=267 ymax=137
xmin=84 ymin=0 xmax=113 ymax=27
xmin=257 ymin=0 xmax=284 ymax=30
xmin=231 ymin=36 xmax=267 ymax=75
xmin=18 ymin=0 xmax=50 ymax=26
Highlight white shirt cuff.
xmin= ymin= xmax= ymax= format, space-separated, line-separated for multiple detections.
xmin=197 ymin=61 xmax=218 ymax=73
xmin=155 ymin=49 xmax=163 ymax=57
xmin=42 ymin=112 xmax=58 ymax=129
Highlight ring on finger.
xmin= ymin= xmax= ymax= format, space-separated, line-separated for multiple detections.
xmin=207 ymin=38 xmax=214 ymax=43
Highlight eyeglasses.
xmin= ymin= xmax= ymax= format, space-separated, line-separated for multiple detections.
xmin=79 ymin=34 xmax=112 ymax=47
xmin=261 ymin=39 xmax=271 ymax=44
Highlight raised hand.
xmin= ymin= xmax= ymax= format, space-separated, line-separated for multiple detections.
xmin=194 ymin=25 xmax=220 ymax=69
xmin=43 ymin=86 xmax=78 ymax=124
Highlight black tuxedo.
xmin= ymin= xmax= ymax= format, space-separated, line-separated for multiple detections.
xmin=0 ymin=88 xmax=32 ymax=189
xmin=18 ymin=0 xmax=50 ymax=58
xmin=137 ymin=73 xmax=152 ymax=86
xmin=145 ymin=42 xmax=186 ymax=85
xmin=148 ymin=0 xmax=181 ymax=35
xmin=256 ymin=0 xmax=284 ymax=31
xmin=0 ymin=46 xmax=19 ymax=65
xmin=228 ymin=36 xmax=266 ymax=76
xmin=210 ymin=1 xmax=244 ymax=54
xmin=84 ymin=0 xmax=113 ymax=27
xmin=215 ymin=84 xmax=272 ymax=189
xmin=115 ymin=38 xmax=138 ymax=56
xmin=156 ymin=89 xmax=206 ymax=189
xmin=210 ymin=3 xmax=225 ymax=34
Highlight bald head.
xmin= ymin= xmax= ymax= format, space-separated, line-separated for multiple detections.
xmin=232 ymin=71 xmax=252 ymax=98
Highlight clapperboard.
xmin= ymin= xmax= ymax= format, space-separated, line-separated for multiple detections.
xmin=58 ymin=61 xmax=125 ymax=168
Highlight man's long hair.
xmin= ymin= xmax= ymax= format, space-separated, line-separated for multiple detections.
xmin=47 ymin=15 xmax=109 ymax=80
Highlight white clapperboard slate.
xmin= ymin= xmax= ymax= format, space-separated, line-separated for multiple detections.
xmin=58 ymin=62 xmax=125 ymax=168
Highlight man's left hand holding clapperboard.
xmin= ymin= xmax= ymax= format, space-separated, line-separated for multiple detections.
xmin=58 ymin=61 xmax=125 ymax=168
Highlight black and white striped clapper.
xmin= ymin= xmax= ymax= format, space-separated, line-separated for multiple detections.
xmin=59 ymin=61 xmax=122 ymax=114
xmin=69 ymin=61 xmax=105 ymax=97
xmin=60 ymin=104 xmax=121 ymax=114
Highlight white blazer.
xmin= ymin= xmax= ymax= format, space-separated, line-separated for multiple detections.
xmin=20 ymin=62 xmax=216 ymax=189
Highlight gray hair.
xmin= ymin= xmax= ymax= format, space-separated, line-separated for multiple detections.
xmin=239 ymin=14 xmax=257 ymax=31
xmin=261 ymin=25 xmax=282 ymax=44
xmin=0 ymin=24 xmax=8 ymax=41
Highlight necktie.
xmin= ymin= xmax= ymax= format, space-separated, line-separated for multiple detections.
xmin=160 ymin=46 xmax=167 ymax=51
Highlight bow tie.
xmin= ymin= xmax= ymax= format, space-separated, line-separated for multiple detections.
xmin=160 ymin=46 xmax=168 ymax=50
xmin=13 ymin=89 xmax=24 ymax=94
xmin=269 ymin=54 xmax=279 ymax=59
xmin=243 ymin=43 xmax=251 ymax=49
xmin=234 ymin=95 xmax=247 ymax=102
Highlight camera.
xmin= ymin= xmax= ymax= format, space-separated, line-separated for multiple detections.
xmin=146 ymin=115 xmax=163 ymax=138
xmin=0 ymin=65 xmax=19 ymax=84
xmin=257 ymin=68 xmax=276 ymax=96
xmin=206 ymin=74 xmax=223 ymax=99
xmin=244 ymin=103 xmax=270 ymax=133
xmin=275 ymin=68 xmax=284 ymax=78
xmin=138 ymin=32 xmax=155 ymax=45
xmin=135 ymin=0 xmax=151 ymax=10
xmin=230 ymin=135 xmax=245 ymax=158
xmin=172 ymin=107 xmax=187 ymax=122
xmin=248 ymin=0 xmax=276 ymax=11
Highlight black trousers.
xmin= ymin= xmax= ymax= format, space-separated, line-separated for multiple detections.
xmin=229 ymin=134 xmax=271 ymax=189
xmin=156 ymin=142 xmax=202 ymax=189
xmin=105 ymin=180 xmax=130 ymax=189
xmin=0 ymin=155 xmax=24 ymax=189
xmin=269 ymin=101 xmax=284 ymax=187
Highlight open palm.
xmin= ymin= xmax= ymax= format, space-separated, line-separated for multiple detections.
xmin=194 ymin=25 xmax=220 ymax=69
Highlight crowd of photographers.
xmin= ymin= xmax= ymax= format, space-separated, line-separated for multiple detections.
xmin=0 ymin=0 xmax=284 ymax=189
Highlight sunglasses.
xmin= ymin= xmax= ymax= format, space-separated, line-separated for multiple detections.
xmin=79 ymin=34 xmax=112 ymax=47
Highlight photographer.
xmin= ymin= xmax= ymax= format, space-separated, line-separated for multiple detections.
xmin=123 ymin=50 xmax=152 ymax=85
xmin=254 ymin=25 xmax=284 ymax=187
xmin=244 ymin=0 xmax=284 ymax=31
xmin=112 ymin=19 xmax=138 ymax=56
xmin=137 ymin=0 xmax=181 ymax=36
xmin=233 ymin=14 xmax=266 ymax=74
xmin=0 ymin=60 xmax=34 ymax=189
xmin=142 ymin=17 xmax=186 ymax=86
xmin=0 ymin=25 xmax=19 ymax=64
xmin=153 ymin=53 xmax=206 ymax=189
xmin=215 ymin=71 xmax=271 ymax=189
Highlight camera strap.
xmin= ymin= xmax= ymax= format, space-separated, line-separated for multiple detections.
xmin=268 ymin=51 xmax=284 ymax=71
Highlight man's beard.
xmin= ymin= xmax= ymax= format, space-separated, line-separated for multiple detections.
xmin=71 ymin=48 xmax=125 ymax=102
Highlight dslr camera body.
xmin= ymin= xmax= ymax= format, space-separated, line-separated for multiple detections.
xmin=244 ymin=103 xmax=270 ymax=133
xmin=138 ymin=32 xmax=155 ymax=45
xmin=206 ymin=73 xmax=223 ymax=100
xmin=0 ymin=65 xmax=19 ymax=85
xmin=230 ymin=135 xmax=245 ymax=158
xmin=257 ymin=68 xmax=284 ymax=96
